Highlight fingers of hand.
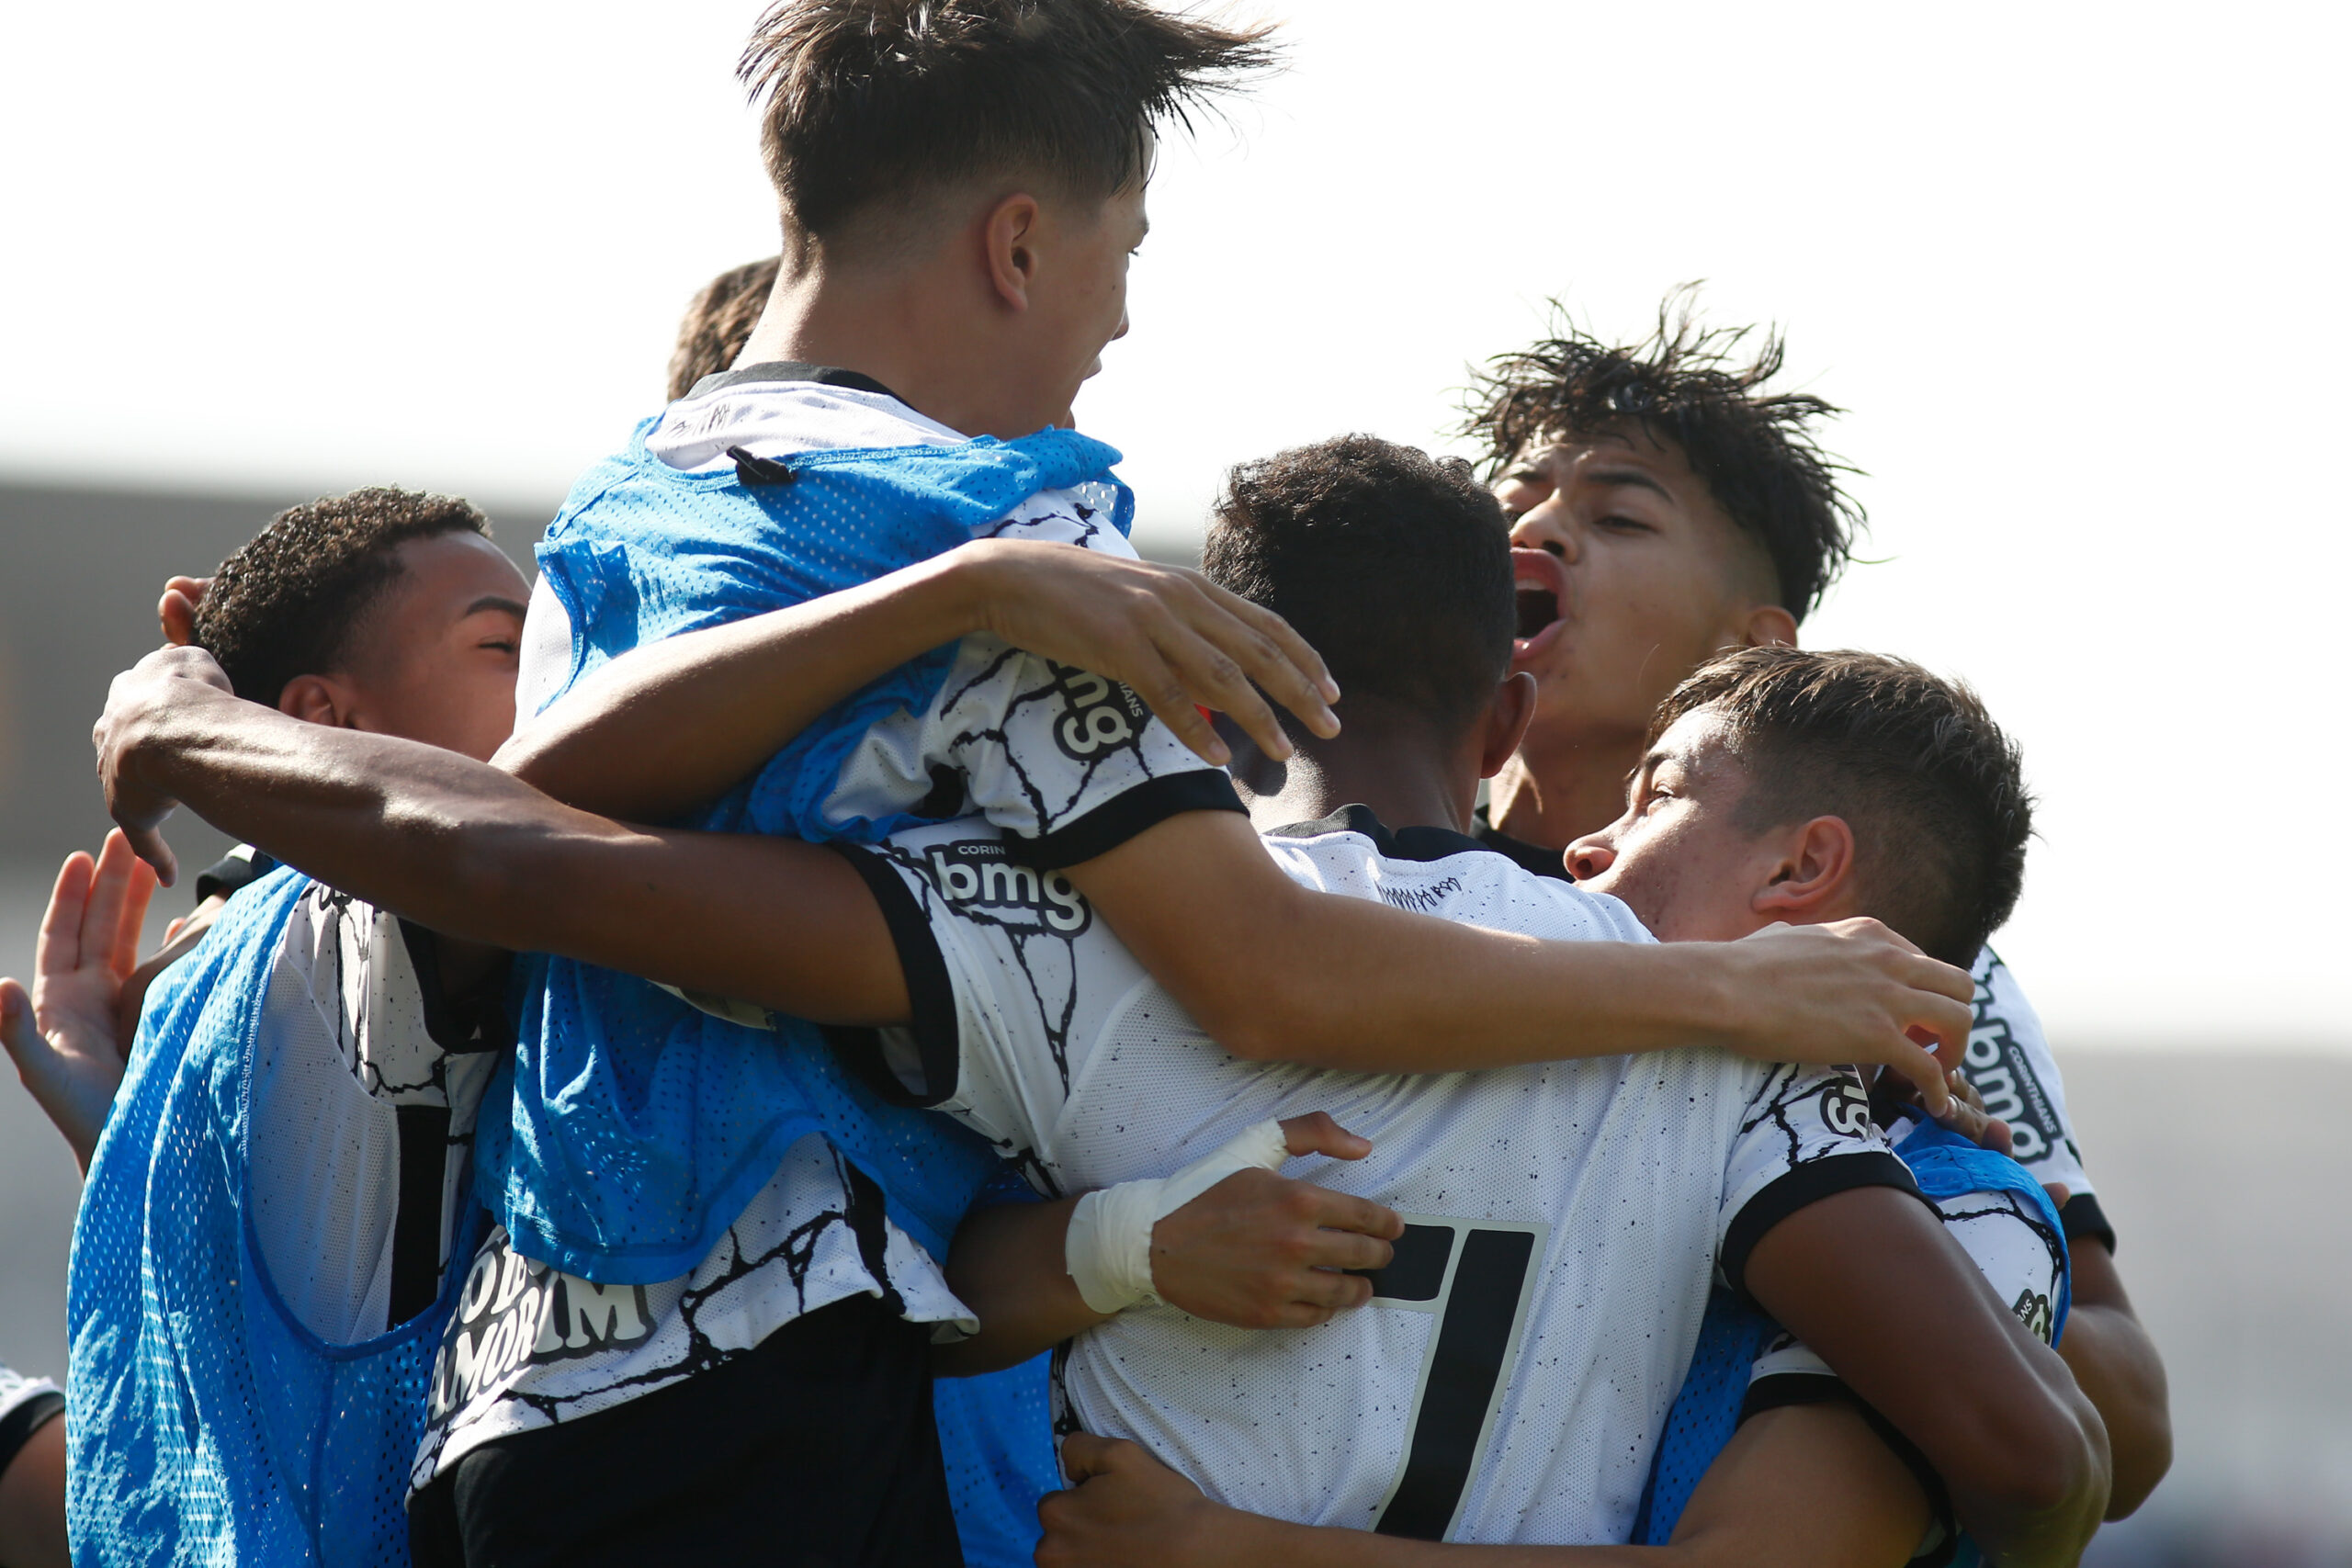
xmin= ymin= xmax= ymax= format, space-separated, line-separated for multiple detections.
xmin=1 ymin=977 xmax=30 ymax=1043
xmin=1891 ymin=1041 xmax=1951 ymax=1115
xmin=38 ymin=853 xmax=96 ymax=976
xmin=128 ymin=827 xmax=177 ymax=887
xmin=1200 ymin=581 xmax=1340 ymax=710
xmin=1059 ymin=1432 xmax=1120 ymax=1483
xmin=1277 ymin=1110 xmax=1372 ymax=1161
xmin=84 ymin=832 xmax=142 ymax=977
xmin=2043 ymin=1183 xmax=2072 ymax=1209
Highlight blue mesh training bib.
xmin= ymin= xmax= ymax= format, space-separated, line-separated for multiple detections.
xmin=485 ymin=422 xmax=1129 ymax=1568
xmin=68 ymin=870 xmax=481 ymax=1567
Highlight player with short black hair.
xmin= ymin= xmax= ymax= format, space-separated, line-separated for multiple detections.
xmin=1204 ymin=435 xmax=1514 ymax=739
xmin=195 ymin=486 xmax=495 ymax=700
xmin=665 ymin=255 xmax=780 ymax=401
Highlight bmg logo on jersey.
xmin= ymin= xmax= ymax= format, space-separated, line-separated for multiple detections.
xmin=928 ymin=840 xmax=1091 ymax=934
xmin=1049 ymin=665 xmax=1148 ymax=762
xmin=426 ymin=1235 xmax=654 ymax=1424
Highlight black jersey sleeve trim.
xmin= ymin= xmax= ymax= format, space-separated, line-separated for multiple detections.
xmin=1721 ymin=1151 xmax=1928 ymax=1305
xmin=1740 ymin=1375 xmax=1956 ymax=1565
xmin=2060 ymin=1192 xmax=2116 ymax=1255
xmin=820 ymin=843 xmax=962 ymax=1109
xmin=194 ymin=846 xmax=280 ymax=905
xmin=0 ymin=1388 xmax=63 ymax=1478
xmin=1012 ymin=769 xmax=1245 ymax=871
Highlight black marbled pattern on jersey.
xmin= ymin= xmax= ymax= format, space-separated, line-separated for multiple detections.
xmin=1739 ymin=1062 xmax=1874 ymax=1169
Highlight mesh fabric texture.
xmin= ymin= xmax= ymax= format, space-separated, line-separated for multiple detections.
xmin=68 ymin=869 xmax=479 ymax=1567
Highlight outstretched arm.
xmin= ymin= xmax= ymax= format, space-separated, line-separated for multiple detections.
xmin=496 ymin=537 xmax=1340 ymax=816
xmin=1034 ymin=1400 xmax=1927 ymax=1568
xmin=1744 ymin=1187 xmax=2110 ymax=1566
xmin=1066 ymin=809 xmax=1976 ymax=1108
xmin=97 ymin=652 xmax=910 ymax=1025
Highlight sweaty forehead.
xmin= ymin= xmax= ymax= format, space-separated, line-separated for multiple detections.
xmin=1648 ymin=706 xmax=1747 ymax=785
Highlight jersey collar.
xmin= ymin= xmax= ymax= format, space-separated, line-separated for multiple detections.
xmin=1265 ymin=803 xmax=1495 ymax=865
xmin=684 ymin=361 xmax=903 ymax=403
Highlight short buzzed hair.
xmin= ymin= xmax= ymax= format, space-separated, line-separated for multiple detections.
xmin=1204 ymin=434 xmax=1515 ymax=740
xmin=194 ymin=487 xmax=492 ymax=706
xmin=1653 ymin=648 xmax=2031 ymax=966
xmin=739 ymin=0 xmax=1275 ymax=244
xmin=1465 ymin=290 xmax=1862 ymax=622
xmin=667 ymin=255 xmax=781 ymax=400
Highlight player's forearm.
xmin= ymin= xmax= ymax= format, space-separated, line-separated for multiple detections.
xmin=497 ymin=546 xmax=990 ymax=820
xmin=1069 ymin=815 xmax=1738 ymax=1072
xmin=2057 ymin=1245 xmax=2171 ymax=1517
xmin=113 ymin=687 xmax=914 ymax=1022
xmin=935 ymin=1196 xmax=1109 ymax=1377
xmin=1745 ymin=1188 xmax=2109 ymax=1567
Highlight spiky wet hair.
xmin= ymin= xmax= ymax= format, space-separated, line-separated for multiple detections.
xmin=739 ymin=0 xmax=1277 ymax=243
xmin=1464 ymin=288 xmax=1863 ymax=622
xmin=193 ymin=487 xmax=491 ymax=706
xmin=1651 ymin=647 xmax=2032 ymax=966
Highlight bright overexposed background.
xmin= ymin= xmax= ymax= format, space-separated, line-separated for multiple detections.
xmin=2 ymin=0 xmax=2345 ymax=1048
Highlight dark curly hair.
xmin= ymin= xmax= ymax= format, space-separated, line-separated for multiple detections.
xmin=1651 ymin=647 xmax=2032 ymax=966
xmin=193 ymin=487 xmax=492 ymax=706
xmin=1204 ymin=434 xmax=1514 ymax=739
xmin=1464 ymin=288 xmax=1863 ymax=622
xmin=667 ymin=255 xmax=781 ymax=401
xmin=740 ymin=0 xmax=1276 ymax=243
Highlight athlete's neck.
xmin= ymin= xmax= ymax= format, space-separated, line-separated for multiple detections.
xmin=735 ymin=251 xmax=1054 ymax=441
xmin=1226 ymin=707 xmax=1481 ymax=839
xmin=1487 ymin=724 xmax=1645 ymax=851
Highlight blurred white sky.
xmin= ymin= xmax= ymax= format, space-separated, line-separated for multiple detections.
xmin=2 ymin=0 xmax=2345 ymax=1045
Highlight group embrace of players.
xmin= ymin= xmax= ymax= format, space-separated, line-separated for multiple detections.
xmin=0 ymin=3 xmax=2173 ymax=1566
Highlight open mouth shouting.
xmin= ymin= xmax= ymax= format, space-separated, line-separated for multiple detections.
xmin=1511 ymin=547 xmax=1569 ymax=664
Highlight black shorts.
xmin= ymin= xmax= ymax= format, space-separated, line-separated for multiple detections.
xmin=408 ymin=1292 xmax=962 ymax=1568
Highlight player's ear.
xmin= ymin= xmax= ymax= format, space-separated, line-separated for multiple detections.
xmin=1736 ymin=602 xmax=1797 ymax=651
xmin=1478 ymin=671 xmax=1538 ymax=779
xmin=1751 ymin=815 xmax=1857 ymax=919
xmin=984 ymin=191 xmax=1043 ymax=312
xmin=277 ymin=673 xmax=356 ymax=730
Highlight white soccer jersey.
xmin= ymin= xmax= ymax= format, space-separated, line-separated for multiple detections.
xmin=406 ymin=1133 xmax=972 ymax=1494
xmin=1965 ymin=949 xmax=2101 ymax=1236
xmin=836 ymin=804 xmax=1918 ymax=1545
xmin=245 ymin=883 xmax=504 ymax=1343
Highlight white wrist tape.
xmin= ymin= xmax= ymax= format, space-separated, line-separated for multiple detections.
xmin=1064 ymin=1118 xmax=1291 ymax=1314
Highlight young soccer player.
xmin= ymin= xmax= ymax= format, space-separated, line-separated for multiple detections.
xmin=60 ymin=489 xmax=539 ymax=1568
xmin=96 ymin=437 xmax=2108 ymax=1565
xmin=1463 ymin=300 xmax=2170 ymax=1516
